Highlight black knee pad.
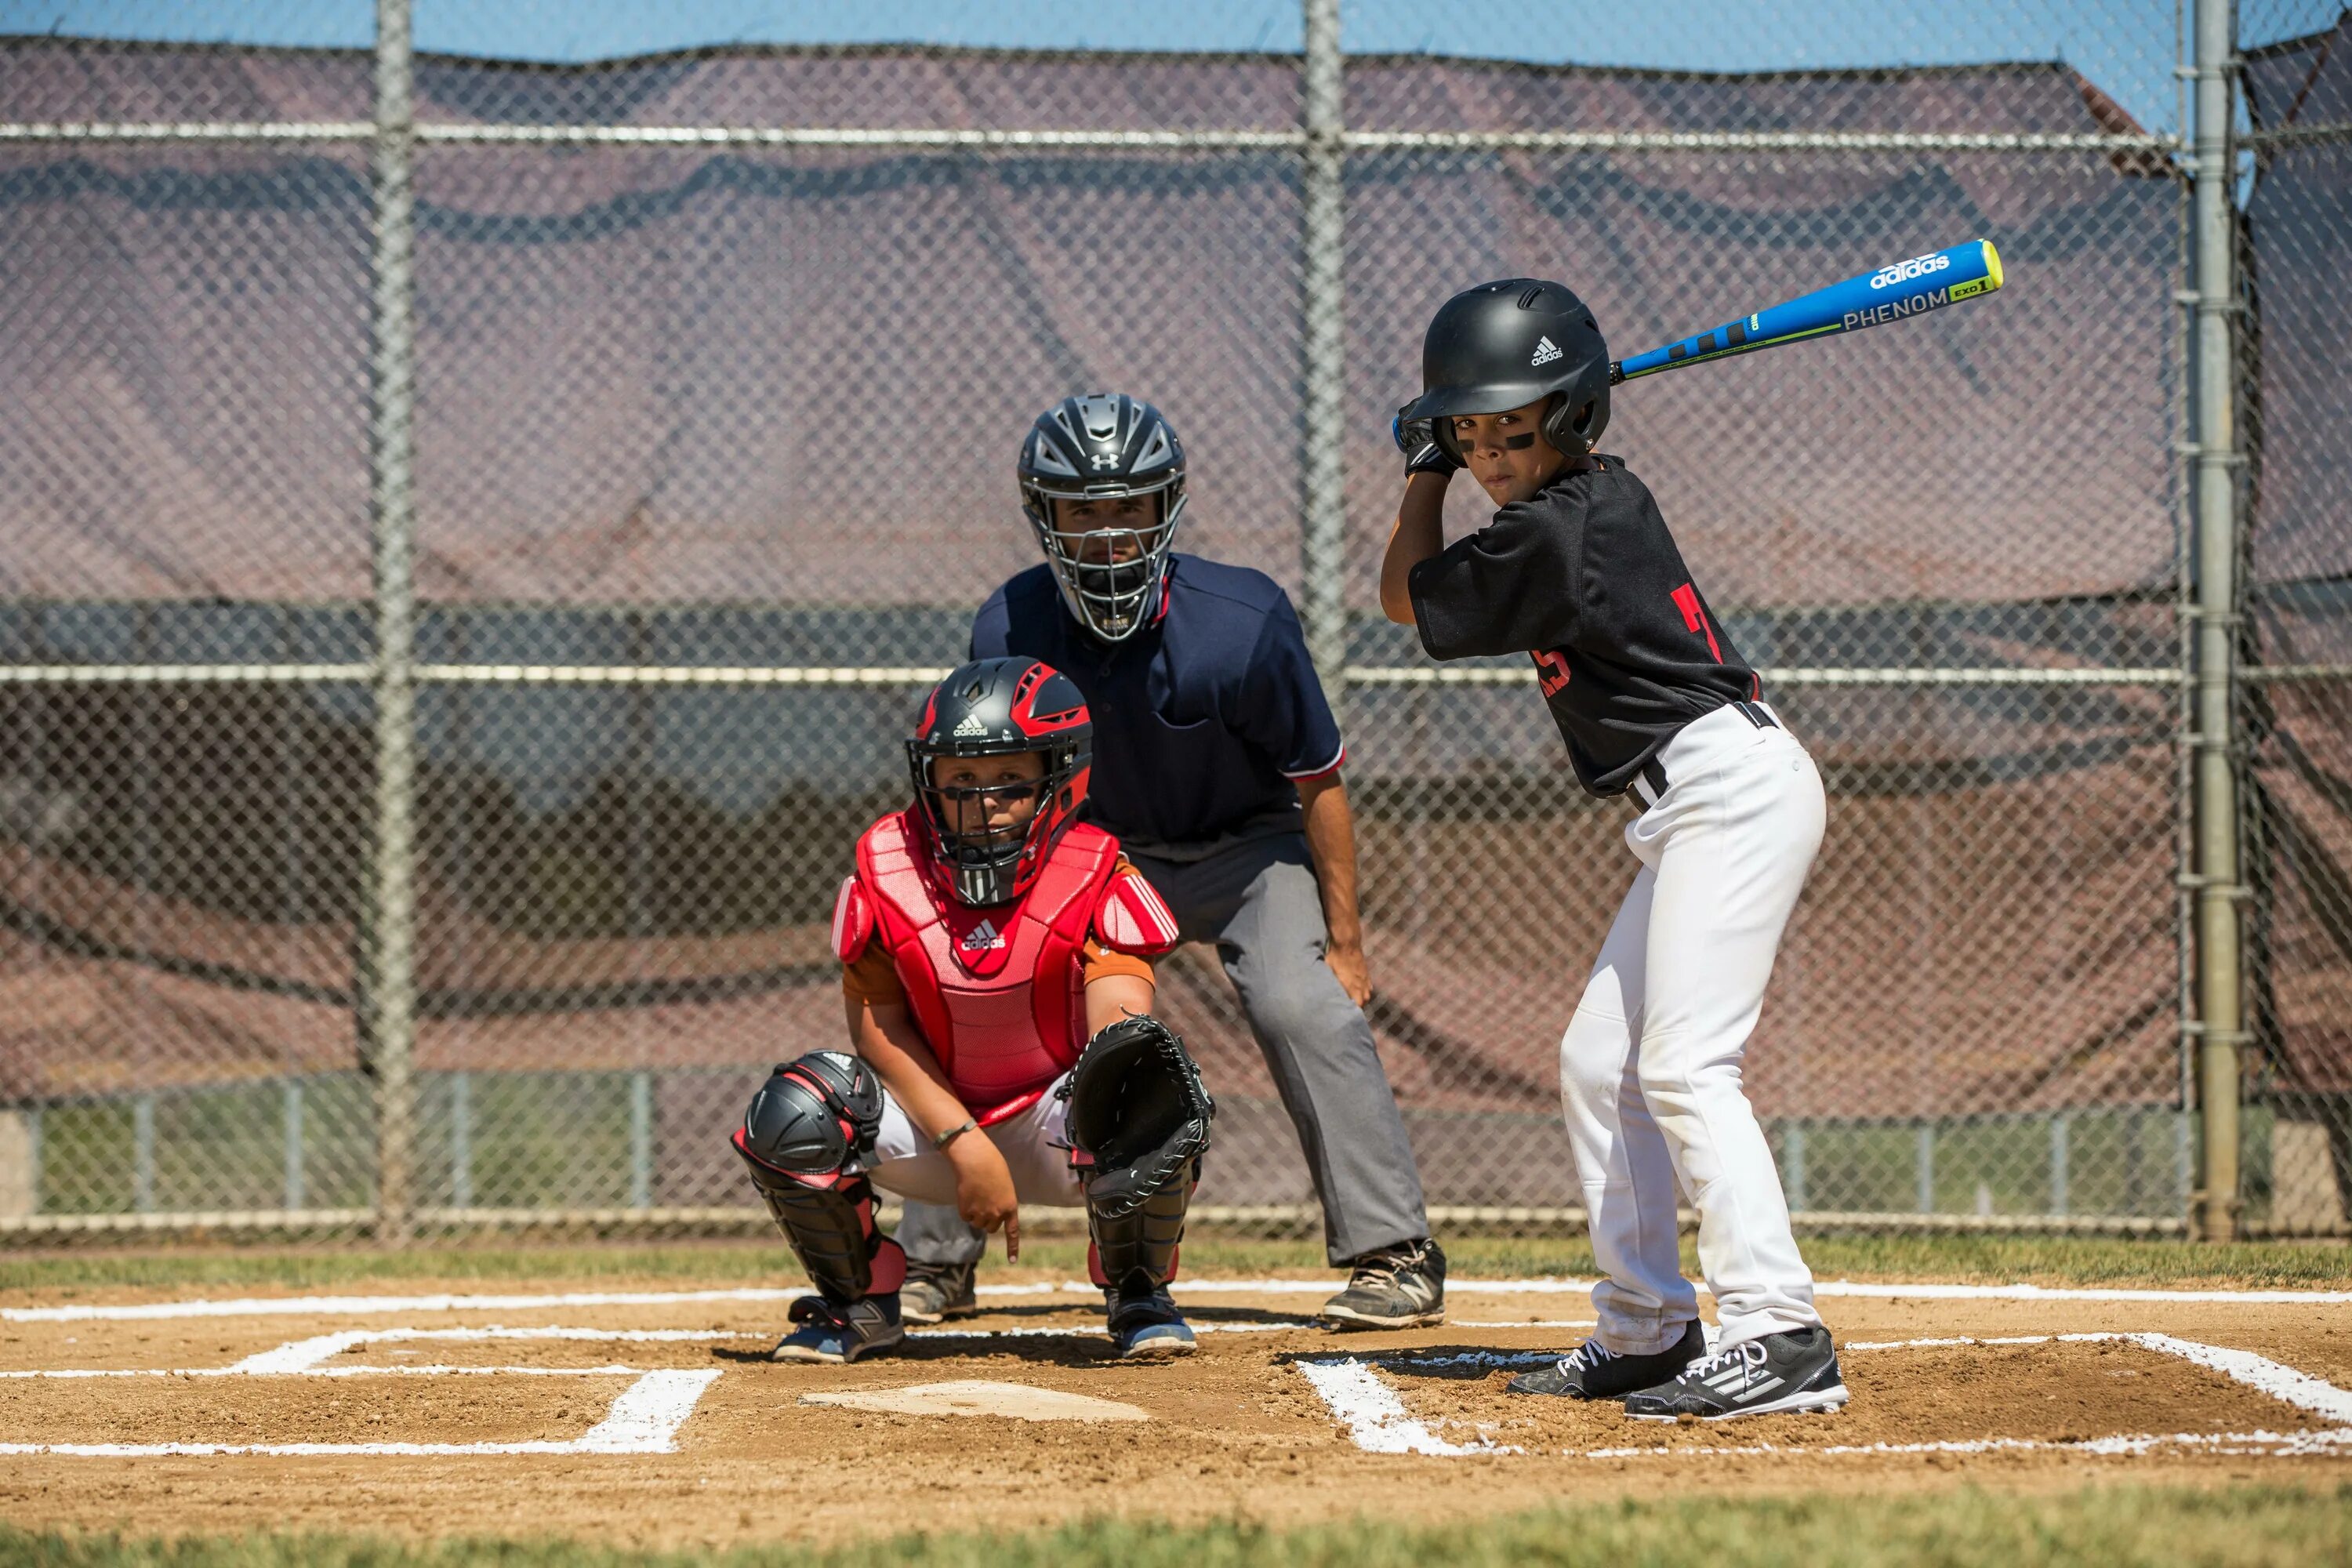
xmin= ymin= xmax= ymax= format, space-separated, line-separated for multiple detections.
xmin=732 ymin=1052 xmax=903 ymax=1302
xmin=739 ymin=1051 xmax=884 ymax=1176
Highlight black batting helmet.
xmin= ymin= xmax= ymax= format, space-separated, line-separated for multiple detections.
xmin=1399 ymin=280 xmax=1612 ymax=460
xmin=907 ymin=657 xmax=1093 ymax=908
xmin=1017 ymin=394 xmax=1186 ymax=644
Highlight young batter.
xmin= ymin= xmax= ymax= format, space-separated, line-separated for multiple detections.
xmin=1377 ymin=279 xmax=1847 ymax=1420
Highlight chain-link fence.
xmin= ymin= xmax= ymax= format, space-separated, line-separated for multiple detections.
xmin=0 ymin=1 xmax=2339 ymax=1243
xmin=2241 ymin=0 xmax=2352 ymax=1236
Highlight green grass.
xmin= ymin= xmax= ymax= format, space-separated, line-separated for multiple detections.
xmin=4 ymin=1486 xmax=2350 ymax=1566
xmin=0 ymin=1230 xmax=2343 ymax=1297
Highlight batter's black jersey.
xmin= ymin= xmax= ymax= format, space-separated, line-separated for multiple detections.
xmin=1406 ymin=456 xmax=1759 ymax=798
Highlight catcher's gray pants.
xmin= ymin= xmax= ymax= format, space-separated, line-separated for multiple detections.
xmin=894 ymin=831 xmax=1430 ymax=1269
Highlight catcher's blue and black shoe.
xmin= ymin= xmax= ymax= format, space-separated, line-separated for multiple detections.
xmin=1106 ymin=1285 xmax=1196 ymax=1359
xmin=769 ymin=1293 xmax=905 ymax=1364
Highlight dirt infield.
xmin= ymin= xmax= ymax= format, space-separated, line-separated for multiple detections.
xmin=2 ymin=1276 xmax=2350 ymax=1549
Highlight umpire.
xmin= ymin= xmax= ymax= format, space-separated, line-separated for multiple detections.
xmin=894 ymin=393 xmax=1444 ymax=1330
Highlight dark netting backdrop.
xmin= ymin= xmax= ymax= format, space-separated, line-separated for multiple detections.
xmin=2243 ymin=5 xmax=2352 ymax=1234
xmin=0 ymin=3 xmax=2339 ymax=1236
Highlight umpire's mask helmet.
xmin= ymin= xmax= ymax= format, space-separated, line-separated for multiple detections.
xmin=907 ymin=658 xmax=1094 ymax=908
xmin=1399 ymin=280 xmax=1612 ymax=462
xmin=1018 ymin=394 xmax=1187 ymax=644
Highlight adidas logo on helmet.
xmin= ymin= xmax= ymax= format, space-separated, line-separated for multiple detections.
xmin=1530 ymin=335 xmax=1563 ymax=367
xmin=953 ymin=713 xmax=990 ymax=738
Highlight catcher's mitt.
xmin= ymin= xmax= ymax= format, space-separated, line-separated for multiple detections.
xmin=1061 ymin=1013 xmax=1214 ymax=1219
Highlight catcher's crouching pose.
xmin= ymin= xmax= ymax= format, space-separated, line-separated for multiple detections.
xmin=731 ymin=656 xmax=1214 ymax=1364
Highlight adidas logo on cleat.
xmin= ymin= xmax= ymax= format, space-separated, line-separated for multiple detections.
xmin=1530 ymin=336 xmax=1563 ymax=366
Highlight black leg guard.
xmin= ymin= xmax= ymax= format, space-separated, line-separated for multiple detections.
xmin=1086 ymin=1158 xmax=1196 ymax=1296
xmin=1062 ymin=1015 xmax=1214 ymax=1298
xmin=731 ymin=1052 xmax=906 ymax=1303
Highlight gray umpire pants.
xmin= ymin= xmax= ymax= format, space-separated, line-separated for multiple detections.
xmin=893 ymin=831 xmax=1430 ymax=1268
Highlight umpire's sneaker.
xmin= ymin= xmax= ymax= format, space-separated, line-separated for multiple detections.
xmin=769 ymin=1293 xmax=905 ymax=1364
xmin=1623 ymin=1325 xmax=1849 ymax=1421
xmin=900 ymin=1259 xmax=978 ymax=1325
xmin=1508 ymin=1320 xmax=1706 ymax=1399
xmin=1320 ymin=1237 xmax=1447 ymax=1330
xmin=1106 ymin=1286 xmax=1197 ymax=1359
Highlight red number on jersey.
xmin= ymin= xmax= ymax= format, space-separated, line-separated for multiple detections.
xmin=1670 ymin=583 xmax=1725 ymax=663
xmin=1531 ymin=648 xmax=1571 ymax=698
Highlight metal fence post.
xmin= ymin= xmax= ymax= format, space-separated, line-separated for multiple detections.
xmin=1298 ymin=0 xmax=1347 ymax=711
xmin=132 ymin=1094 xmax=155 ymax=1212
xmin=630 ymin=1071 xmax=655 ymax=1210
xmin=281 ymin=1079 xmax=305 ymax=1211
xmin=2189 ymin=0 xmax=2245 ymax=1243
xmin=364 ymin=0 xmax=422 ymax=1246
xmin=449 ymin=1073 xmax=474 ymax=1210
xmin=2049 ymin=1112 xmax=2071 ymax=1217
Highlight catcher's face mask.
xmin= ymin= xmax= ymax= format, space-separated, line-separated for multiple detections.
xmin=924 ymin=750 xmax=1048 ymax=843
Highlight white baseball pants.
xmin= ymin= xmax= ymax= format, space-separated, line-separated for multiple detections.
xmin=1560 ymin=699 xmax=1825 ymax=1352
xmin=858 ymin=1073 xmax=1086 ymax=1210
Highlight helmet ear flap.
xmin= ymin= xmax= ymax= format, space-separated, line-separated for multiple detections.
xmin=1543 ymin=390 xmax=1609 ymax=456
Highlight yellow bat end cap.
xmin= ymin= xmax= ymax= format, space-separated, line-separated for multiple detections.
xmin=1980 ymin=238 xmax=2005 ymax=292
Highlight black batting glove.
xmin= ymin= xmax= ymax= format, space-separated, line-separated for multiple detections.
xmin=1393 ymin=406 xmax=1461 ymax=477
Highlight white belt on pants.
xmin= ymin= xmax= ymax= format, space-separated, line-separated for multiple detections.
xmin=1631 ymin=699 xmax=1783 ymax=809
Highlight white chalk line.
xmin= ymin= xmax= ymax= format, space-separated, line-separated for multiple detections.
xmin=1 ymin=1287 xmax=811 ymax=1324
xmin=14 ymin=1276 xmax=2351 ymax=1324
xmin=228 ymin=1325 xmax=762 ymax=1375
xmin=1580 ymin=1428 xmax=2352 ymax=1461
xmin=3 ymin=1365 xmax=658 ymax=1380
xmin=1294 ymin=1359 xmax=1518 ymax=1456
xmin=0 ymin=1368 xmax=720 ymax=1458
xmin=1298 ymin=1332 xmax=2352 ymax=1461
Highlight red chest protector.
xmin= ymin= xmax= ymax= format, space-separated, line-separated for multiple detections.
xmin=848 ymin=811 xmax=1120 ymax=1124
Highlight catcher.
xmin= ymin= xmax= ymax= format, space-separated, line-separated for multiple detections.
xmin=731 ymin=656 xmax=1216 ymax=1365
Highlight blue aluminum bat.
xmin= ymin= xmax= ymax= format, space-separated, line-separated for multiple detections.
xmin=1610 ymin=238 xmax=2005 ymax=384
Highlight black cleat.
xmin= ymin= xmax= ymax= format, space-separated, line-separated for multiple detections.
xmin=1622 ymin=1325 xmax=1849 ymax=1421
xmin=1320 ymin=1237 xmax=1447 ymax=1330
xmin=1508 ymin=1319 xmax=1706 ymax=1399
xmin=900 ymin=1259 xmax=978 ymax=1325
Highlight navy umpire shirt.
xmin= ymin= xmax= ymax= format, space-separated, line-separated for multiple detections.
xmin=970 ymin=555 xmax=1345 ymax=859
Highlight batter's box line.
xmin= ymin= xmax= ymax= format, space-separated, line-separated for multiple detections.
xmin=1295 ymin=1332 xmax=2352 ymax=1459
xmin=0 ymin=1368 xmax=719 ymax=1458
xmin=0 ymin=1327 xmax=743 ymax=1457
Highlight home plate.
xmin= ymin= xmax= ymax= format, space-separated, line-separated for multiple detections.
xmin=798 ymin=1381 xmax=1150 ymax=1423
